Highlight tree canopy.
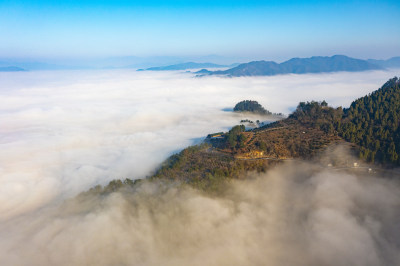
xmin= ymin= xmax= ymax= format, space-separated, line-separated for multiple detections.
xmin=339 ymin=77 xmax=400 ymax=164
xmin=233 ymin=100 xmax=272 ymax=115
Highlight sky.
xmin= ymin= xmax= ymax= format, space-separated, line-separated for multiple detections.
xmin=1 ymin=0 xmax=399 ymax=61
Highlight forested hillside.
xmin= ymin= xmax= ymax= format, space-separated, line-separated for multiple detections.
xmin=339 ymin=77 xmax=400 ymax=164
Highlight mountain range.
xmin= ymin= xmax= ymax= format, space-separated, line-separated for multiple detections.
xmin=1 ymin=55 xmax=399 ymax=73
xmin=137 ymin=62 xmax=239 ymax=71
xmin=197 ymin=55 xmax=399 ymax=77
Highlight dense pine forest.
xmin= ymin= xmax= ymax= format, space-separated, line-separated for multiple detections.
xmin=339 ymin=77 xmax=400 ymax=164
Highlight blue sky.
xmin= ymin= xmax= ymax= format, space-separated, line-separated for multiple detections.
xmin=1 ymin=0 xmax=399 ymax=61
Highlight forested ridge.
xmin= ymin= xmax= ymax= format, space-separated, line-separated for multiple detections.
xmin=284 ymin=77 xmax=400 ymax=165
xmin=339 ymin=77 xmax=400 ymax=164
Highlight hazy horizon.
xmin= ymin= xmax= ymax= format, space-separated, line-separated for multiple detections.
xmin=1 ymin=53 xmax=400 ymax=71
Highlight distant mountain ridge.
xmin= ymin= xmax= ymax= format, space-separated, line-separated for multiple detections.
xmin=197 ymin=55 xmax=393 ymax=77
xmin=0 ymin=66 xmax=25 ymax=72
xmin=367 ymin=57 xmax=400 ymax=68
xmin=137 ymin=62 xmax=239 ymax=71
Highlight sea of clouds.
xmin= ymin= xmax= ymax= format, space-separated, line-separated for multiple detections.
xmin=0 ymin=69 xmax=399 ymax=265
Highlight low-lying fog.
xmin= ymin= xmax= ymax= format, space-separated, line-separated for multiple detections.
xmin=0 ymin=69 xmax=399 ymax=265
xmin=1 ymin=152 xmax=399 ymax=266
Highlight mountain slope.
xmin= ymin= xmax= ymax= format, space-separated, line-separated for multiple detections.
xmin=211 ymin=61 xmax=281 ymax=76
xmin=280 ymin=55 xmax=379 ymax=73
xmin=339 ymin=77 xmax=400 ymax=164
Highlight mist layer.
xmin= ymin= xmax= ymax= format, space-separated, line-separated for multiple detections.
xmin=0 ymin=159 xmax=399 ymax=266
